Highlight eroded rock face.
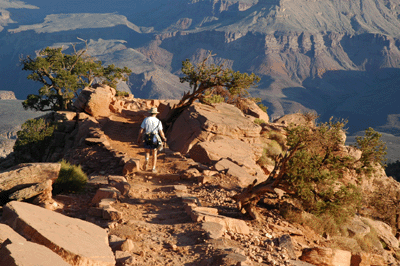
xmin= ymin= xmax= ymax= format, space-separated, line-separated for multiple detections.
xmin=168 ymin=102 xmax=262 ymax=155
xmin=2 ymin=201 xmax=116 ymax=266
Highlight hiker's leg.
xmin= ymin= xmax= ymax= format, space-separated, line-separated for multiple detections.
xmin=145 ymin=149 xmax=150 ymax=170
xmin=152 ymin=149 xmax=158 ymax=170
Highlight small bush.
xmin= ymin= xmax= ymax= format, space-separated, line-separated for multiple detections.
xmin=53 ymin=160 xmax=87 ymax=194
xmin=115 ymin=90 xmax=130 ymax=97
xmin=201 ymin=93 xmax=225 ymax=104
xmin=254 ymin=118 xmax=266 ymax=125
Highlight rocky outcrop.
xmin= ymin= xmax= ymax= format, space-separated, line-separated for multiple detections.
xmin=2 ymin=201 xmax=116 ymax=266
xmin=167 ymin=102 xmax=270 ymax=187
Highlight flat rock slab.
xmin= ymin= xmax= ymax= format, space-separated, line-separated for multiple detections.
xmin=2 ymin=201 xmax=115 ymax=266
xmin=0 ymin=239 xmax=71 ymax=266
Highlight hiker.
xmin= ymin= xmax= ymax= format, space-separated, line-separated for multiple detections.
xmin=137 ymin=107 xmax=167 ymax=173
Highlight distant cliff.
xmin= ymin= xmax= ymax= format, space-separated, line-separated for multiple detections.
xmin=0 ymin=91 xmax=16 ymax=100
xmin=0 ymin=0 xmax=400 ymax=146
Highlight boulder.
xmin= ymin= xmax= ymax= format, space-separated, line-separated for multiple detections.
xmin=350 ymin=252 xmax=386 ymax=266
xmin=0 ymin=224 xmax=27 ymax=244
xmin=73 ymin=85 xmax=116 ymax=118
xmin=0 ymin=163 xmax=61 ymax=205
xmin=188 ymin=136 xmax=267 ymax=186
xmin=276 ymin=234 xmax=297 ymax=260
xmin=362 ymin=217 xmax=399 ymax=250
xmin=167 ymin=103 xmax=262 ymax=155
xmin=188 ymin=206 xmax=250 ymax=235
xmin=2 ymin=201 xmax=115 ymax=266
xmin=122 ymin=158 xmax=140 ymax=175
xmin=201 ymin=222 xmax=225 ymax=239
xmin=300 ymin=247 xmax=351 ymax=266
xmin=239 ymin=98 xmax=269 ymax=123
xmin=214 ymin=158 xmax=258 ymax=188
xmin=108 ymin=175 xmax=131 ymax=196
xmin=344 ymin=216 xmax=371 ymax=238
xmin=92 ymin=187 xmax=121 ymax=204
xmin=0 ymin=163 xmax=61 ymax=192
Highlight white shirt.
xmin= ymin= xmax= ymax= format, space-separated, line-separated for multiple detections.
xmin=141 ymin=116 xmax=163 ymax=134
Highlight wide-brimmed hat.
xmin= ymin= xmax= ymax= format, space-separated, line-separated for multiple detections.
xmin=149 ymin=107 xmax=159 ymax=114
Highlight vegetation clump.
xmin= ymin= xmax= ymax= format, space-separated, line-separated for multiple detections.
xmin=14 ymin=118 xmax=56 ymax=163
xmin=53 ymin=160 xmax=87 ymax=195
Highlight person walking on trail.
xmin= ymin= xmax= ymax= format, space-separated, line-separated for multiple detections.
xmin=137 ymin=107 xmax=167 ymax=173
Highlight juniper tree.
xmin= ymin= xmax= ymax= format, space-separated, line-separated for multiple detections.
xmin=166 ymin=52 xmax=260 ymax=123
xmin=21 ymin=44 xmax=131 ymax=111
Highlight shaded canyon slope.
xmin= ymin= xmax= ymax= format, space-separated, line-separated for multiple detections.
xmin=1 ymin=0 xmax=400 ymax=156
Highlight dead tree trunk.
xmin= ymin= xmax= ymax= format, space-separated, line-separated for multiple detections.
xmin=232 ymin=142 xmax=300 ymax=220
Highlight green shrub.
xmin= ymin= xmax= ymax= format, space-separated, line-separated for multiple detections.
xmin=53 ymin=160 xmax=87 ymax=194
xmin=14 ymin=118 xmax=56 ymax=162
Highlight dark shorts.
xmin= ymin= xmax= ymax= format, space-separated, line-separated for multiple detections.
xmin=143 ymin=141 xmax=158 ymax=150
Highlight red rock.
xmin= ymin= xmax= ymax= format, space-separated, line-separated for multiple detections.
xmin=2 ymin=201 xmax=115 ymax=266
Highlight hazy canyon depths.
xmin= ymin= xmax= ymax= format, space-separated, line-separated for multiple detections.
xmin=1 ymin=0 xmax=400 ymax=158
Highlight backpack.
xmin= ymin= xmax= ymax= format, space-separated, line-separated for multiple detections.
xmin=144 ymin=132 xmax=157 ymax=146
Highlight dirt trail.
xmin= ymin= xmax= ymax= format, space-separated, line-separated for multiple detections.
xmin=99 ymin=113 xmax=212 ymax=265
xmin=59 ymin=112 xmax=315 ymax=265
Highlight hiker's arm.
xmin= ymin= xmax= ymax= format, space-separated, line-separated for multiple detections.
xmin=159 ymin=129 xmax=167 ymax=142
xmin=137 ymin=128 xmax=144 ymax=144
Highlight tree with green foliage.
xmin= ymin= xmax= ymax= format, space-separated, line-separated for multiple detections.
xmin=166 ymin=52 xmax=260 ymax=123
xmin=21 ymin=44 xmax=131 ymax=111
xmin=283 ymin=119 xmax=361 ymax=223
xmin=14 ymin=118 xmax=56 ymax=163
